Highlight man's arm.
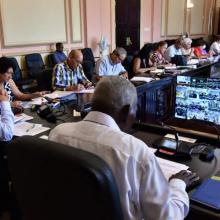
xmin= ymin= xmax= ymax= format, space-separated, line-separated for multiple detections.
xmin=95 ymin=58 xmax=107 ymax=76
xmin=52 ymin=64 xmax=67 ymax=91
xmin=140 ymin=152 xmax=189 ymax=220
xmin=0 ymin=97 xmax=14 ymax=141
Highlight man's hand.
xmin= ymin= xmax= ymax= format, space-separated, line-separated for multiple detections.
xmin=84 ymin=82 xmax=93 ymax=89
xmin=169 ymin=170 xmax=200 ymax=187
xmin=120 ymin=72 xmax=128 ymax=79
xmin=77 ymin=84 xmax=85 ymax=91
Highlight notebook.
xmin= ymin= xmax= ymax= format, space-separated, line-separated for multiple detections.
xmin=191 ymin=174 xmax=220 ymax=210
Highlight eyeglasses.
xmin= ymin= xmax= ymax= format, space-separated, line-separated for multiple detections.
xmin=114 ymin=53 xmax=124 ymax=62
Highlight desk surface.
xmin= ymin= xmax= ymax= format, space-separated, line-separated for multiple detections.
xmin=132 ymin=122 xmax=220 ymax=219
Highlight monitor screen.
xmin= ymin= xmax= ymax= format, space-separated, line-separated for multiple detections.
xmin=175 ymin=76 xmax=220 ymax=125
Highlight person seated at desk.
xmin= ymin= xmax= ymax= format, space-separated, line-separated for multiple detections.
xmin=52 ymin=49 xmax=92 ymax=91
xmin=193 ymin=40 xmax=211 ymax=58
xmin=95 ymin=47 xmax=128 ymax=79
xmin=0 ymin=89 xmax=14 ymax=142
xmin=165 ymin=38 xmax=183 ymax=62
xmin=132 ymin=44 xmax=156 ymax=76
xmin=181 ymin=37 xmax=194 ymax=58
xmin=209 ymin=35 xmax=220 ymax=55
xmin=150 ymin=41 xmax=172 ymax=67
xmin=49 ymin=76 xmax=198 ymax=220
xmin=0 ymin=57 xmax=46 ymax=109
xmin=53 ymin=42 xmax=67 ymax=64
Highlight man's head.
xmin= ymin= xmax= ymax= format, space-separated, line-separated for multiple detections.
xmin=92 ymin=76 xmax=137 ymax=130
xmin=110 ymin=47 xmax=127 ymax=64
xmin=56 ymin=42 xmax=64 ymax=52
xmin=67 ymin=50 xmax=83 ymax=69
xmin=0 ymin=57 xmax=15 ymax=83
xmin=175 ymin=38 xmax=183 ymax=49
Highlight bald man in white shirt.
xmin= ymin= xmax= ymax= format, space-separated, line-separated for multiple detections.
xmin=49 ymin=76 xmax=198 ymax=220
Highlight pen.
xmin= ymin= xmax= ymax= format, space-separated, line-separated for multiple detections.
xmin=26 ymin=124 xmax=35 ymax=132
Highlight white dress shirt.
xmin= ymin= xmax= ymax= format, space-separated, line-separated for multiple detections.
xmin=210 ymin=42 xmax=220 ymax=54
xmin=49 ymin=111 xmax=189 ymax=220
xmin=95 ymin=55 xmax=126 ymax=76
xmin=165 ymin=45 xmax=183 ymax=62
xmin=0 ymin=101 xmax=14 ymax=141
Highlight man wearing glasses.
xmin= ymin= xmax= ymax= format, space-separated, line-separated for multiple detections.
xmin=95 ymin=47 xmax=128 ymax=79
xmin=52 ymin=50 xmax=92 ymax=91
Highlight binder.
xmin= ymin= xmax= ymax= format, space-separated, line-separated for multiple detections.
xmin=191 ymin=175 xmax=220 ymax=210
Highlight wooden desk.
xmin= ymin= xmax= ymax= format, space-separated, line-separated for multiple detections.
xmin=132 ymin=122 xmax=220 ymax=220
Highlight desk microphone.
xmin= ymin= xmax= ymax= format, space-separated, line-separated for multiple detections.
xmin=153 ymin=121 xmax=192 ymax=159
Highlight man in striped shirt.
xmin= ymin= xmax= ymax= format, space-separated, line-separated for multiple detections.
xmin=52 ymin=50 xmax=92 ymax=91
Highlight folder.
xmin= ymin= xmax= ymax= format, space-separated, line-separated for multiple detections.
xmin=191 ymin=175 xmax=220 ymax=210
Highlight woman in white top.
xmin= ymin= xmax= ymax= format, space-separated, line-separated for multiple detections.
xmin=209 ymin=35 xmax=220 ymax=55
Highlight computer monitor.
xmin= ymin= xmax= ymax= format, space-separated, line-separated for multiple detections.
xmin=175 ymin=76 xmax=220 ymax=125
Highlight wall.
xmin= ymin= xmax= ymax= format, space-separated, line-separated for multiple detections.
xmin=0 ymin=0 xmax=217 ymax=69
xmin=140 ymin=0 xmax=216 ymax=46
xmin=0 ymin=0 xmax=115 ymax=68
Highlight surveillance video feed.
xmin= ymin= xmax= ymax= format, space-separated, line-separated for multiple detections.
xmin=175 ymin=76 xmax=220 ymax=125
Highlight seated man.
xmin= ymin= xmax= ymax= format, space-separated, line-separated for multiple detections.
xmin=95 ymin=47 xmax=128 ymax=79
xmin=0 ymin=89 xmax=14 ymax=141
xmin=53 ymin=42 xmax=67 ymax=64
xmin=52 ymin=50 xmax=92 ymax=91
xmin=165 ymin=38 xmax=183 ymax=62
xmin=49 ymin=76 xmax=198 ymax=220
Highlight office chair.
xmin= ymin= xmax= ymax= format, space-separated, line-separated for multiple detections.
xmin=8 ymin=57 xmax=34 ymax=91
xmin=81 ymin=48 xmax=96 ymax=81
xmin=47 ymin=54 xmax=57 ymax=68
xmin=25 ymin=53 xmax=46 ymax=79
xmin=7 ymin=136 xmax=124 ymax=220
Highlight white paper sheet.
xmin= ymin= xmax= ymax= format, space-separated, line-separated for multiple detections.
xmin=148 ymin=147 xmax=189 ymax=180
xmin=165 ymin=134 xmax=197 ymax=143
xmin=14 ymin=113 xmax=34 ymax=123
xmin=130 ymin=77 xmax=155 ymax=83
xmin=21 ymin=97 xmax=48 ymax=109
xmin=14 ymin=122 xmax=50 ymax=137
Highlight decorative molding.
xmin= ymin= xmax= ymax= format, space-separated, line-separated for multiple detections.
xmin=70 ymin=0 xmax=83 ymax=43
xmin=0 ymin=0 xmax=67 ymax=47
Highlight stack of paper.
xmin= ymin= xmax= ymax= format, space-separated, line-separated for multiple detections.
xmin=21 ymin=97 xmax=48 ymax=109
xmin=148 ymin=147 xmax=189 ymax=180
xmin=130 ymin=77 xmax=155 ymax=83
xmin=14 ymin=113 xmax=34 ymax=123
xmin=14 ymin=122 xmax=50 ymax=137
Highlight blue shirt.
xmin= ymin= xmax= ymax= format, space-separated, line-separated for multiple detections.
xmin=95 ymin=55 xmax=126 ymax=76
xmin=165 ymin=45 xmax=182 ymax=62
xmin=53 ymin=51 xmax=67 ymax=64
xmin=0 ymin=101 xmax=14 ymax=141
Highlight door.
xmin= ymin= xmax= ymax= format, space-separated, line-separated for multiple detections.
xmin=115 ymin=0 xmax=140 ymax=55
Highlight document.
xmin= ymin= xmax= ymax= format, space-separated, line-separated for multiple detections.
xmin=14 ymin=113 xmax=34 ymax=123
xmin=130 ymin=77 xmax=155 ymax=83
xmin=73 ymin=88 xmax=95 ymax=94
xmin=164 ymin=134 xmax=197 ymax=143
xmin=14 ymin=122 xmax=50 ymax=137
xmin=44 ymin=91 xmax=75 ymax=99
xmin=148 ymin=147 xmax=189 ymax=180
xmin=21 ymin=97 xmax=48 ymax=109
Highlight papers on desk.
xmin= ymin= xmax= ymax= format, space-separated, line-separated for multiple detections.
xmin=150 ymin=69 xmax=164 ymax=74
xmin=21 ymin=97 xmax=48 ymax=109
xmin=73 ymin=88 xmax=95 ymax=94
xmin=164 ymin=66 xmax=177 ymax=70
xmin=187 ymin=59 xmax=199 ymax=65
xmin=164 ymin=134 xmax=197 ymax=143
xmin=44 ymin=91 xmax=75 ymax=99
xmin=14 ymin=113 xmax=33 ymax=123
xmin=130 ymin=77 xmax=155 ymax=83
xmin=156 ymin=157 xmax=189 ymax=180
xmin=148 ymin=147 xmax=189 ymax=180
xmin=14 ymin=122 xmax=50 ymax=137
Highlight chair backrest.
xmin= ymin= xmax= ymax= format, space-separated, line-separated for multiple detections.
xmin=25 ymin=53 xmax=45 ymax=78
xmin=47 ymin=54 xmax=57 ymax=68
xmin=8 ymin=57 xmax=22 ymax=82
xmin=7 ymin=136 xmax=124 ymax=220
xmin=81 ymin=48 xmax=95 ymax=66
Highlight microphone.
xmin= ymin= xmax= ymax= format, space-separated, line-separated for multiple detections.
xmin=153 ymin=121 xmax=192 ymax=159
xmin=160 ymin=121 xmax=179 ymax=146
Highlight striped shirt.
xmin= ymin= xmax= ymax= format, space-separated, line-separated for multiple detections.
xmin=52 ymin=62 xmax=90 ymax=90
